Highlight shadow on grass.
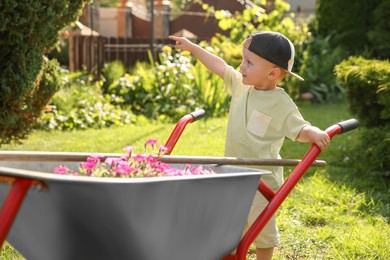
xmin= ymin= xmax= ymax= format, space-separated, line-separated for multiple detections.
xmin=326 ymin=154 xmax=390 ymax=222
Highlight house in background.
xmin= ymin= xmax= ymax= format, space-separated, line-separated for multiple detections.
xmin=69 ymin=0 xmax=316 ymax=74
xmin=288 ymin=0 xmax=316 ymax=16
xmin=80 ymin=0 xmax=246 ymax=39
xmin=84 ymin=0 xmax=316 ymax=39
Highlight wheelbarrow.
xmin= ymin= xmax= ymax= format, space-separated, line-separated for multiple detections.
xmin=0 ymin=109 xmax=358 ymax=260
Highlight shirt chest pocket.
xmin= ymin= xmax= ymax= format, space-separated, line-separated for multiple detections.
xmin=247 ymin=110 xmax=272 ymax=137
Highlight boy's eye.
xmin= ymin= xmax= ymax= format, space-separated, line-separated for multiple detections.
xmin=247 ymin=60 xmax=252 ymax=65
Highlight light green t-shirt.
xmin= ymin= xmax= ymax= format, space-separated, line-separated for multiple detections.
xmin=223 ymin=66 xmax=309 ymax=188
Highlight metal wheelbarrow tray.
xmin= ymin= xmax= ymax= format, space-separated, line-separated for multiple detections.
xmin=0 ymin=109 xmax=359 ymax=260
xmin=0 ymin=161 xmax=267 ymax=260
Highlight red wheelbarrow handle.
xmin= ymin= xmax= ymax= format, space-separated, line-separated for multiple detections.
xmin=224 ymin=119 xmax=359 ymax=260
xmin=164 ymin=109 xmax=206 ymax=155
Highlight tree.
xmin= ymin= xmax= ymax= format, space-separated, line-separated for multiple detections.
xmin=316 ymin=0 xmax=384 ymax=58
xmin=0 ymin=0 xmax=90 ymax=145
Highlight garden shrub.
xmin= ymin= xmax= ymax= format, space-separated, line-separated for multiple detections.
xmin=107 ymin=47 xmax=230 ymax=120
xmin=107 ymin=48 xmax=199 ymax=119
xmin=350 ymin=126 xmax=390 ymax=172
xmin=335 ymin=56 xmax=390 ymax=172
xmin=101 ymin=60 xmax=126 ymax=94
xmin=148 ymin=47 xmax=199 ymax=118
xmin=106 ymin=71 xmax=152 ymax=117
xmin=316 ymin=0 xmax=382 ymax=57
xmin=33 ymin=58 xmax=65 ymax=113
xmin=295 ymin=35 xmax=346 ymax=102
xmin=367 ymin=0 xmax=390 ymax=59
xmin=48 ymin=38 xmax=70 ymax=67
xmin=335 ymin=56 xmax=390 ymax=127
xmin=38 ymin=70 xmax=132 ymax=131
xmin=0 ymin=0 xmax=89 ymax=145
xmin=192 ymin=61 xmax=230 ymax=117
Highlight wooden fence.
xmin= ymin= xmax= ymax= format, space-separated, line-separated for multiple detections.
xmin=70 ymin=36 xmax=172 ymax=76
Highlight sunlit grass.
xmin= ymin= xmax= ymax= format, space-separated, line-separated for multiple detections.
xmin=1 ymin=103 xmax=389 ymax=259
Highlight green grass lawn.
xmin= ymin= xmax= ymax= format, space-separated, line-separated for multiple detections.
xmin=1 ymin=103 xmax=389 ymax=259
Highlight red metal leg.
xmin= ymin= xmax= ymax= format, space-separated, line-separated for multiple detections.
xmin=258 ymin=180 xmax=275 ymax=201
xmin=0 ymin=178 xmax=33 ymax=246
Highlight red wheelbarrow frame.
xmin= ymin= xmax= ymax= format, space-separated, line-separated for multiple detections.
xmin=224 ymin=118 xmax=359 ymax=259
xmin=0 ymin=109 xmax=358 ymax=260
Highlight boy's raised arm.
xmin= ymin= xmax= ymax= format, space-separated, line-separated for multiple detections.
xmin=169 ymin=35 xmax=228 ymax=79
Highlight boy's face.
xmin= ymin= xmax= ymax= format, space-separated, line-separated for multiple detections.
xmin=240 ymin=42 xmax=281 ymax=90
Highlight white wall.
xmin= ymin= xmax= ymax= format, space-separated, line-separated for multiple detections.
xmin=99 ymin=8 xmax=119 ymax=37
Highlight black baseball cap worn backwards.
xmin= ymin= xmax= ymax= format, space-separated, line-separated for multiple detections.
xmin=247 ymin=31 xmax=304 ymax=81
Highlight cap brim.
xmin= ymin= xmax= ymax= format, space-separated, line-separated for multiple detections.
xmin=286 ymin=70 xmax=304 ymax=81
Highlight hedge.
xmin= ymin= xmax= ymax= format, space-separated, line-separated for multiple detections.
xmin=0 ymin=0 xmax=89 ymax=145
xmin=335 ymin=56 xmax=389 ymax=127
xmin=335 ymin=56 xmax=390 ymax=172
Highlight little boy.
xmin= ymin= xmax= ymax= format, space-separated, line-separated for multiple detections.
xmin=169 ymin=31 xmax=330 ymax=260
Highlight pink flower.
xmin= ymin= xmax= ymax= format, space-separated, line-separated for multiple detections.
xmin=115 ymin=161 xmax=135 ymax=175
xmin=105 ymin=157 xmax=121 ymax=166
xmin=133 ymin=154 xmax=146 ymax=162
xmin=123 ymin=146 xmax=134 ymax=157
xmin=54 ymin=138 xmax=215 ymax=178
xmin=121 ymin=154 xmax=130 ymax=161
xmin=87 ymin=154 xmax=103 ymax=164
xmin=144 ymin=138 xmax=158 ymax=149
xmin=152 ymin=162 xmax=170 ymax=174
xmin=81 ymin=161 xmax=97 ymax=170
xmin=159 ymin=145 xmax=168 ymax=155
xmin=54 ymin=165 xmax=69 ymax=174
xmin=145 ymin=155 xmax=158 ymax=164
xmin=190 ymin=165 xmax=204 ymax=175
xmin=123 ymin=146 xmax=134 ymax=152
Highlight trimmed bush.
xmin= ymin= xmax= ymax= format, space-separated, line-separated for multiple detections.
xmin=0 ymin=0 xmax=89 ymax=145
xmin=335 ymin=56 xmax=390 ymax=127
xmin=352 ymin=126 xmax=390 ymax=172
xmin=335 ymin=56 xmax=390 ymax=172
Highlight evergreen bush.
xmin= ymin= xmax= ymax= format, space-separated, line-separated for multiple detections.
xmin=367 ymin=0 xmax=390 ymax=59
xmin=351 ymin=126 xmax=390 ymax=172
xmin=335 ymin=56 xmax=390 ymax=172
xmin=335 ymin=56 xmax=390 ymax=127
xmin=0 ymin=0 xmax=89 ymax=145
xmin=316 ymin=0 xmax=383 ymax=58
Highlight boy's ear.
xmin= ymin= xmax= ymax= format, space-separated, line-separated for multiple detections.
xmin=268 ymin=67 xmax=282 ymax=80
